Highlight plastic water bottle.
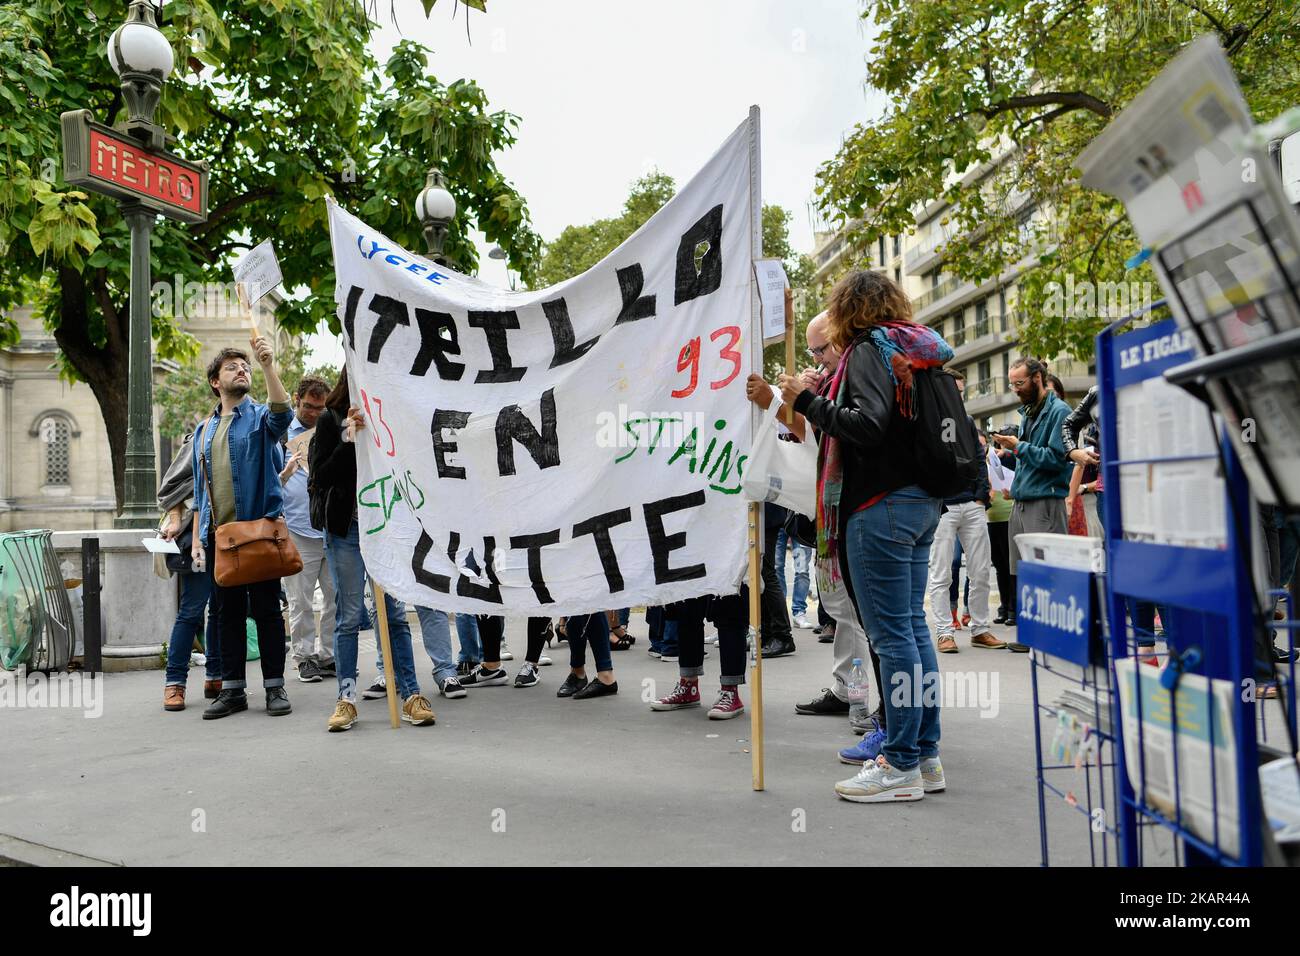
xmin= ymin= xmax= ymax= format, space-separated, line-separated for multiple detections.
xmin=847 ymin=658 xmax=868 ymax=725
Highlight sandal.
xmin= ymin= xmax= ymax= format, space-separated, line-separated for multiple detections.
xmin=555 ymin=618 xmax=568 ymax=643
xmin=609 ymin=625 xmax=636 ymax=651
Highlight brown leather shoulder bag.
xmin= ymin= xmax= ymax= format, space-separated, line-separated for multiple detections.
xmin=197 ymin=414 xmax=303 ymax=587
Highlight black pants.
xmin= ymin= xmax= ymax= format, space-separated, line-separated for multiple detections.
xmin=211 ymin=539 xmax=286 ymax=690
xmin=668 ymin=594 xmax=747 ymax=685
xmin=525 ymin=617 xmax=551 ymax=663
xmin=987 ymin=521 xmax=1013 ymax=615
xmin=763 ymin=503 xmax=793 ymax=644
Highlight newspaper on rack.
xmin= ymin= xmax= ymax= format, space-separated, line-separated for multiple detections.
xmin=1113 ymin=657 xmax=1240 ymax=857
xmin=1076 ymin=34 xmax=1300 ymax=508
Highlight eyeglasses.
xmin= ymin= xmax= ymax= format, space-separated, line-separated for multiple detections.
xmin=806 ymin=344 xmax=830 ymax=359
xmin=299 ymin=400 xmax=326 ymax=412
xmin=223 ymin=362 xmax=251 ymax=374
xmin=1008 ymin=378 xmax=1029 ymax=389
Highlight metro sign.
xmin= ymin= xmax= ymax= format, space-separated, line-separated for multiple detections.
xmin=60 ymin=109 xmax=208 ymax=224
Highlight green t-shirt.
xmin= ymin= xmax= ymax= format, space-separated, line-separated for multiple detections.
xmin=986 ymin=490 xmax=1013 ymax=523
xmin=210 ymin=413 xmax=237 ymax=527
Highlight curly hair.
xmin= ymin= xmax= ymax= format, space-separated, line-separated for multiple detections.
xmin=825 ymin=269 xmax=914 ymax=350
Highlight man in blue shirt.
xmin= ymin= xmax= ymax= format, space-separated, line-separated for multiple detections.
xmin=280 ymin=376 xmax=336 ymax=684
xmin=991 ymin=357 xmax=1073 ymax=645
xmin=191 ymin=336 xmax=295 ymax=719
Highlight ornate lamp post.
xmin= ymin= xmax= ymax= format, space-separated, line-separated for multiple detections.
xmin=416 ymin=167 xmax=457 ymax=268
xmin=108 ymin=1 xmax=173 ymax=528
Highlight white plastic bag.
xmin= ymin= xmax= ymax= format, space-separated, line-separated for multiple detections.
xmin=742 ymin=387 xmax=818 ymax=517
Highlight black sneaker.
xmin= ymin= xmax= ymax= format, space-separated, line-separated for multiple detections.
xmin=202 ymin=689 xmax=248 ymax=720
xmin=438 ymin=675 xmax=467 ymax=699
xmin=557 ymin=673 xmax=589 ymax=698
xmin=361 ymin=675 xmax=387 ymax=699
xmin=794 ymin=688 xmax=850 ymax=715
xmin=265 ymin=687 xmax=292 ymax=716
xmin=514 ymin=663 xmax=540 ymax=688
xmin=460 ymin=664 xmax=508 ymax=688
xmin=316 ymin=658 xmax=336 ymax=677
xmin=573 ymin=678 xmax=618 ymax=700
xmin=297 ymin=659 xmax=322 ymax=683
xmin=456 ymin=660 xmax=481 ymax=677
xmin=817 ymin=626 xmax=836 ymax=645
xmin=761 ymin=637 xmax=797 ymax=658
xmin=1007 ymin=642 xmax=1030 ymax=653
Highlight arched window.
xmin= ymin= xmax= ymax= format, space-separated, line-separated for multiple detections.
xmin=40 ymin=417 xmax=71 ymax=486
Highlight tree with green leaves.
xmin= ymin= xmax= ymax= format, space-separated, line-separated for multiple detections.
xmin=0 ymin=0 xmax=539 ymax=508
xmin=535 ymin=171 xmax=817 ymax=377
xmin=815 ymin=0 xmax=1300 ymax=360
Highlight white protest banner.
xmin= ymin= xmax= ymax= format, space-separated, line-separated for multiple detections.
xmin=753 ymin=258 xmax=788 ymax=344
xmin=232 ymin=239 xmax=284 ymax=305
xmin=327 ymin=117 xmax=757 ymax=615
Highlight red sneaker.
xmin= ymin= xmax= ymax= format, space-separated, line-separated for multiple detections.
xmin=961 ymin=612 xmax=971 ymax=627
xmin=707 ymin=686 xmax=745 ymax=720
xmin=951 ymin=610 xmax=963 ymax=631
xmin=651 ymin=680 xmax=700 ymax=711
xmin=1140 ymin=654 xmax=1160 ymax=667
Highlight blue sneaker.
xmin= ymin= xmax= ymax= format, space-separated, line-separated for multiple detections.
xmin=839 ymin=728 xmax=887 ymax=765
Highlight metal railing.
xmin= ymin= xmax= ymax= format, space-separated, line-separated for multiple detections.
xmin=914 ymin=274 xmax=964 ymax=311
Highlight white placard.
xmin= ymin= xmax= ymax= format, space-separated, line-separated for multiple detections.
xmin=327 ymin=118 xmax=757 ymax=615
xmin=753 ymin=258 xmax=788 ymax=344
xmin=142 ymin=536 xmax=181 ymax=555
xmin=232 ymin=239 xmax=284 ymax=305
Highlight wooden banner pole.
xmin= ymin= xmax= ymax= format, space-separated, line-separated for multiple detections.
xmin=370 ymin=579 xmax=401 ymax=729
xmin=748 ymin=501 xmax=765 ymax=790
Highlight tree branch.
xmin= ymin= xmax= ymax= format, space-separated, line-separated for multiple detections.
xmin=194 ymin=187 xmax=277 ymax=237
xmin=1172 ymin=0 xmax=1232 ymax=39
xmin=1013 ymin=104 xmax=1076 ymax=134
xmin=1085 ymin=213 xmax=1127 ymax=281
xmin=979 ymin=91 xmax=1112 ymax=120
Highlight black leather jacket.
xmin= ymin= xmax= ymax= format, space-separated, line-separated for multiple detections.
xmin=1062 ymin=385 xmax=1100 ymax=455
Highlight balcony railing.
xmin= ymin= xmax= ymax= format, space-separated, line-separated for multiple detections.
xmin=967 ymin=378 xmax=995 ymax=399
xmin=974 ymin=315 xmax=990 ymax=338
xmin=913 ymin=274 xmax=964 ymax=311
xmin=950 ymin=325 xmax=967 ymax=348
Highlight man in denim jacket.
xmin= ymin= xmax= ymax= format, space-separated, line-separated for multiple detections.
xmin=191 ymin=336 xmax=294 ymax=719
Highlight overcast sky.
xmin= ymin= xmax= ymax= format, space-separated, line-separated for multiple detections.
xmin=309 ymin=0 xmax=884 ymax=365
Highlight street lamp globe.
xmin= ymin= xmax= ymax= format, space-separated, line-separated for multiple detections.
xmin=107 ymin=1 xmax=173 ymax=148
xmin=417 ymin=167 xmax=457 ymax=263
xmin=416 ymin=171 xmax=456 ymax=224
xmin=106 ymin=5 xmax=174 ymax=79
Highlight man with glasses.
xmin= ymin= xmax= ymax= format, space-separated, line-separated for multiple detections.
xmin=280 ymin=376 xmax=337 ymax=683
xmin=192 ymin=342 xmax=296 ymax=718
xmin=990 ymin=357 xmax=1072 ymax=646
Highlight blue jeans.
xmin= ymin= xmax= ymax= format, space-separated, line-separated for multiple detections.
xmin=164 ymin=569 xmax=222 ymax=686
xmin=414 ymin=607 xmax=460 ymax=685
xmin=453 ymin=613 xmax=481 ymax=663
xmin=566 ymin=612 xmax=613 ymax=673
xmin=775 ymin=529 xmax=812 ymax=616
xmin=646 ymin=606 xmax=679 ymax=655
xmin=844 ymin=485 xmax=942 ymax=771
xmin=326 ymin=520 xmax=420 ymax=701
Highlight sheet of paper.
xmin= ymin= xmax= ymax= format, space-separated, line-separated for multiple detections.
xmin=142 ymin=536 xmax=181 ymax=555
xmin=287 ymin=427 xmax=315 ymax=465
xmin=987 ymin=446 xmax=1012 ymax=493
xmin=233 ymin=238 xmax=284 ymax=305
xmin=753 ymin=258 xmax=789 ymax=344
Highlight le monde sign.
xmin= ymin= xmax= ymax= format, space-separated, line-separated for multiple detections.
xmin=60 ymin=109 xmax=208 ymax=223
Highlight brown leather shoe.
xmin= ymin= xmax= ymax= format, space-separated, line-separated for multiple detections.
xmin=937 ymin=635 xmax=958 ymax=654
xmin=971 ymin=632 xmax=1008 ymax=650
xmin=164 ymin=685 xmax=186 ymax=711
xmin=203 ymin=680 xmax=222 ymax=700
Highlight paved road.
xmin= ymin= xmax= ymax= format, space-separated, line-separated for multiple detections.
xmin=1 ymin=610 xmax=1127 ymax=866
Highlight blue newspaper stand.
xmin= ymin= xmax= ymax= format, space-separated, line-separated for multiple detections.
xmin=1097 ymin=310 xmax=1279 ymax=866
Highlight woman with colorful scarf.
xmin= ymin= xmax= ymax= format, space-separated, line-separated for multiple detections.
xmin=776 ymin=270 xmax=952 ymax=804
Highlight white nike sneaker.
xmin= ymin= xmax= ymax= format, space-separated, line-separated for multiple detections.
xmin=835 ymin=755 xmax=924 ymax=803
xmin=919 ymin=757 xmax=946 ymax=793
